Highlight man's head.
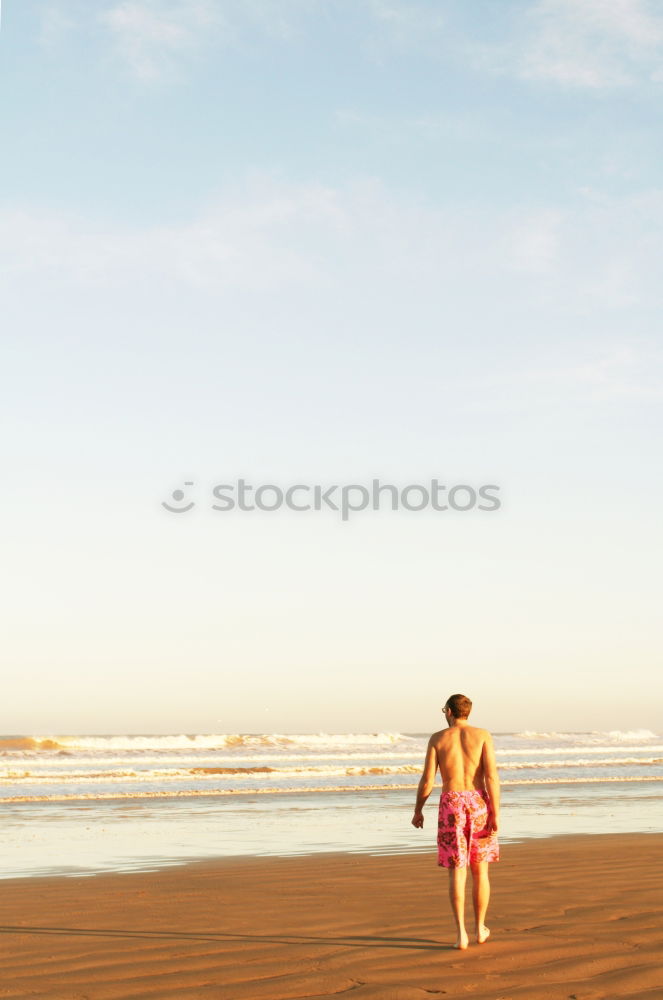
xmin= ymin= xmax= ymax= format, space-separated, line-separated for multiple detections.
xmin=444 ymin=693 xmax=472 ymax=720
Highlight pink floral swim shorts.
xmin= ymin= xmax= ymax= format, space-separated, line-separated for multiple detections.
xmin=437 ymin=790 xmax=499 ymax=869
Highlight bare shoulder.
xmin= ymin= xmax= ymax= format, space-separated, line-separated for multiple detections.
xmin=428 ymin=729 xmax=445 ymax=745
xmin=463 ymin=726 xmax=493 ymax=748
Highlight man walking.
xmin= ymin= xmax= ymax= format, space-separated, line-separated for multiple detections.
xmin=411 ymin=693 xmax=500 ymax=949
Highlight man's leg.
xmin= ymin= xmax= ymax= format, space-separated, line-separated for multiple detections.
xmin=470 ymin=860 xmax=490 ymax=943
xmin=448 ymin=866 xmax=469 ymax=949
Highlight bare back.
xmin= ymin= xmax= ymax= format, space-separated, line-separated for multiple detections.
xmin=430 ymin=723 xmax=493 ymax=792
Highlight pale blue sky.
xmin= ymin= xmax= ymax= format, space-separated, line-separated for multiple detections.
xmin=2 ymin=0 xmax=662 ymax=734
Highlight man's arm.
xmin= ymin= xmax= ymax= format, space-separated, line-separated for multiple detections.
xmin=481 ymin=731 xmax=500 ymax=833
xmin=411 ymin=738 xmax=438 ymax=828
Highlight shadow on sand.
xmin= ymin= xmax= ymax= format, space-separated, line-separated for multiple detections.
xmin=0 ymin=924 xmax=453 ymax=950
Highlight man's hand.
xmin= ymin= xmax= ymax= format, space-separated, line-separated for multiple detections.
xmin=411 ymin=809 xmax=424 ymax=828
xmin=487 ymin=812 xmax=499 ymax=834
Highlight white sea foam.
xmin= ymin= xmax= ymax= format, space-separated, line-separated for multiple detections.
xmin=2 ymin=774 xmax=662 ymax=804
xmin=3 ymin=745 xmax=660 ymax=766
xmin=605 ymin=729 xmax=658 ymax=742
xmin=3 ymin=756 xmax=661 ymax=785
xmin=3 ymin=732 xmax=414 ymax=753
xmin=498 ymin=745 xmax=663 ymax=757
xmin=0 ymin=764 xmax=429 ymax=784
xmin=1 ymin=731 xmax=659 ymax=806
xmin=3 ymin=731 xmax=659 ymax=759
xmin=512 ymin=729 xmax=659 ymax=743
xmin=0 ymin=751 xmax=428 ymax=768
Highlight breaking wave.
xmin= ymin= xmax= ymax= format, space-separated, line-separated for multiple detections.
xmin=0 ymin=738 xmax=64 ymax=752
xmin=605 ymin=729 xmax=658 ymax=742
xmin=0 ymin=732 xmax=414 ymax=753
xmin=3 ymin=774 xmax=661 ymax=804
xmin=512 ymin=730 xmax=658 ymax=743
xmin=2 ymin=756 xmax=661 ymax=785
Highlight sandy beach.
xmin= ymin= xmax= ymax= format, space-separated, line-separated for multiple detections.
xmin=0 ymin=833 xmax=660 ymax=999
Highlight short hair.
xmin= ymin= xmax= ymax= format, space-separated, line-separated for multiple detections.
xmin=445 ymin=694 xmax=472 ymax=719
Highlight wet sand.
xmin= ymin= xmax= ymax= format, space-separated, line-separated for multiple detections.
xmin=0 ymin=833 xmax=660 ymax=999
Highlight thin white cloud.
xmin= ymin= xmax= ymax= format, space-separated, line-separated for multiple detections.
xmin=3 ymin=180 xmax=662 ymax=426
xmin=96 ymin=0 xmax=325 ymax=79
xmin=35 ymin=0 xmax=663 ymax=88
xmin=498 ymin=188 xmax=663 ymax=310
xmin=513 ymin=0 xmax=663 ymax=88
xmin=1 ymin=178 xmax=662 ymax=314
xmin=0 ymin=178 xmax=346 ymax=292
xmin=520 ymin=345 xmax=663 ymax=400
xmin=565 ymin=346 xmax=661 ymax=397
xmin=39 ymin=0 xmax=450 ymax=81
xmin=334 ymin=107 xmax=485 ymax=146
xmin=461 ymin=342 xmax=663 ymax=413
xmin=502 ymin=209 xmax=562 ymax=275
xmin=38 ymin=3 xmax=77 ymax=48
xmin=365 ymin=0 xmax=446 ymax=36
xmin=361 ymin=0 xmax=448 ymax=62
xmin=99 ymin=0 xmax=221 ymax=80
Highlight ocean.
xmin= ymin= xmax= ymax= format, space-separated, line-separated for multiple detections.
xmin=2 ymin=729 xmax=662 ymax=878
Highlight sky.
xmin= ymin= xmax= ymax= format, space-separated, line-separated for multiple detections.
xmin=1 ymin=0 xmax=662 ymax=735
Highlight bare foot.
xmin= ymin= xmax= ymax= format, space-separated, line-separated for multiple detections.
xmin=454 ymin=931 xmax=469 ymax=950
xmin=476 ymin=925 xmax=490 ymax=944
